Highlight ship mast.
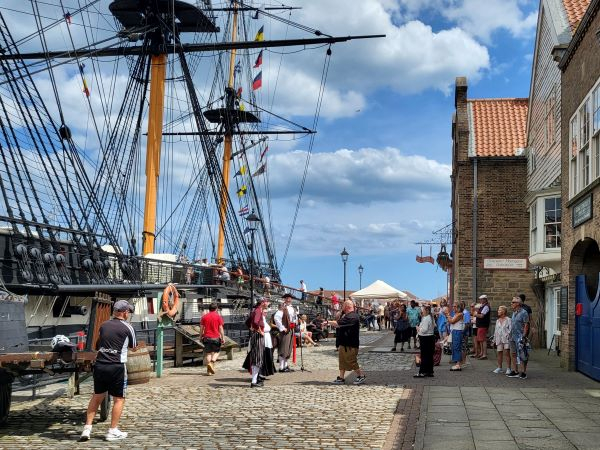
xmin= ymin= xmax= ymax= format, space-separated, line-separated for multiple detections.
xmin=142 ymin=53 xmax=167 ymax=255
xmin=216 ymin=1 xmax=240 ymax=263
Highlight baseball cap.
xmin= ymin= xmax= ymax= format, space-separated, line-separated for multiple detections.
xmin=113 ymin=300 xmax=134 ymax=313
xmin=478 ymin=294 xmax=488 ymax=300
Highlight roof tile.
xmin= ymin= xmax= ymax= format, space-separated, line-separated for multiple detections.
xmin=468 ymin=99 xmax=528 ymax=157
xmin=562 ymin=0 xmax=591 ymax=33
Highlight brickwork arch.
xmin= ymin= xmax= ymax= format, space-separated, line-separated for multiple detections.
xmin=569 ymin=238 xmax=600 ymax=302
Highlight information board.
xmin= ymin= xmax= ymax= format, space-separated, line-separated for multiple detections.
xmin=560 ymin=286 xmax=568 ymax=325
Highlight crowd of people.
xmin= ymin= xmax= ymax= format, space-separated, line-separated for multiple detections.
xmin=384 ymin=294 xmax=532 ymax=379
xmin=196 ymin=289 xmax=533 ymax=386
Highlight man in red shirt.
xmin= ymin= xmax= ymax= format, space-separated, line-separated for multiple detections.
xmin=199 ymin=303 xmax=225 ymax=375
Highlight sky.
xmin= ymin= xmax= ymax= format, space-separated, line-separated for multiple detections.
xmin=0 ymin=0 xmax=539 ymax=300
xmin=267 ymin=0 xmax=539 ymax=298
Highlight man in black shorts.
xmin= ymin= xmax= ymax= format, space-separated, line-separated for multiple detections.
xmin=81 ymin=300 xmax=136 ymax=442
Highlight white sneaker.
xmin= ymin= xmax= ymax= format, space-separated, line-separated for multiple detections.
xmin=80 ymin=425 xmax=92 ymax=441
xmin=505 ymin=368 xmax=512 ymax=375
xmin=492 ymin=367 xmax=503 ymax=374
xmin=105 ymin=428 xmax=128 ymax=441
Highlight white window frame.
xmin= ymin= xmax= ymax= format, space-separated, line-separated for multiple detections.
xmin=543 ymin=197 xmax=561 ymax=250
xmin=569 ymin=78 xmax=600 ymax=198
xmin=530 ymin=202 xmax=537 ymax=254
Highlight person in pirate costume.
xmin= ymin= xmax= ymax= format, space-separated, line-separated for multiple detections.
xmin=274 ymin=293 xmax=297 ymax=372
xmin=243 ymin=299 xmax=269 ymax=387
xmin=260 ymin=300 xmax=276 ymax=378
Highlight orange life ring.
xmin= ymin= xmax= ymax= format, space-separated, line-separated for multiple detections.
xmin=161 ymin=284 xmax=179 ymax=318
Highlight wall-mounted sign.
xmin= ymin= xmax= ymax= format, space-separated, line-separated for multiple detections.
xmin=560 ymin=286 xmax=568 ymax=325
xmin=483 ymin=258 xmax=528 ymax=270
xmin=572 ymin=193 xmax=592 ymax=228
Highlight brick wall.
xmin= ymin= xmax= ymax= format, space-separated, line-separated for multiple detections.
xmin=560 ymin=5 xmax=600 ymax=371
xmin=452 ymin=79 xmax=537 ymax=343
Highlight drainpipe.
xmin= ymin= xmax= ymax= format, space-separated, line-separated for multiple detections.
xmin=472 ymin=157 xmax=478 ymax=304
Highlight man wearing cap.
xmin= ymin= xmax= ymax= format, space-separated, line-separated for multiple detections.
xmin=274 ymin=293 xmax=297 ymax=372
xmin=81 ymin=300 xmax=137 ymax=442
xmin=473 ymin=295 xmax=491 ymax=359
xmin=507 ymin=296 xmax=530 ymax=379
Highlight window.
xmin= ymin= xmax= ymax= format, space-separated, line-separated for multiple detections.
xmin=544 ymin=197 xmax=561 ymax=249
xmin=530 ymin=203 xmax=537 ymax=254
xmin=593 ymin=86 xmax=600 ymax=134
xmin=570 ymin=116 xmax=578 ymax=196
xmin=570 ymin=79 xmax=600 ymax=197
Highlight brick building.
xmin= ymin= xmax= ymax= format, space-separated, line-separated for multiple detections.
xmin=558 ymin=0 xmax=600 ymax=380
xmin=525 ymin=0 xmax=589 ymax=351
xmin=451 ymin=78 xmax=536 ymax=340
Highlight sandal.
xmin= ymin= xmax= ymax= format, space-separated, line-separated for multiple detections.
xmin=477 ymin=356 xmax=488 ymax=360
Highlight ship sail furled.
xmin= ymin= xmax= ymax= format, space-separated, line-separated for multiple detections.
xmin=0 ymin=1 xmax=383 ymax=294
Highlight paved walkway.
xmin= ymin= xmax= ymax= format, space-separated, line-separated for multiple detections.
xmin=1 ymin=330 xmax=599 ymax=449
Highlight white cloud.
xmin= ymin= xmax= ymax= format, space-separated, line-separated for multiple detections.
xmin=275 ymin=0 xmax=490 ymax=98
xmin=442 ymin=0 xmax=537 ymax=43
xmin=396 ymin=0 xmax=538 ymax=43
xmin=266 ymin=146 xmax=451 ymax=204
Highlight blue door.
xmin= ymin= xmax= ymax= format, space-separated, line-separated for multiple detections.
xmin=576 ymin=274 xmax=600 ymax=381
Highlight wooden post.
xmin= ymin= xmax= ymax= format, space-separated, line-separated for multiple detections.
xmin=175 ymin=330 xmax=183 ymax=367
xmin=67 ymin=373 xmax=76 ymax=398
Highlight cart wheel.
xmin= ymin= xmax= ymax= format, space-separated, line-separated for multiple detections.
xmin=99 ymin=393 xmax=111 ymax=422
xmin=0 ymin=381 xmax=11 ymax=425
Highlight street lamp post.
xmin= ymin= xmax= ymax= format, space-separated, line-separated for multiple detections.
xmin=247 ymin=212 xmax=261 ymax=308
xmin=358 ymin=264 xmax=364 ymax=289
xmin=341 ymin=247 xmax=349 ymax=301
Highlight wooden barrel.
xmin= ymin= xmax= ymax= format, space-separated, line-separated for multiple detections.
xmin=126 ymin=341 xmax=152 ymax=385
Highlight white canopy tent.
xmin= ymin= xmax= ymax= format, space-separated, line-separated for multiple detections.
xmin=350 ymin=280 xmax=408 ymax=306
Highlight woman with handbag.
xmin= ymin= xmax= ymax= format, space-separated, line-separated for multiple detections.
xmin=199 ymin=303 xmax=225 ymax=375
xmin=391 ymin=304 xmax=410 ymax=352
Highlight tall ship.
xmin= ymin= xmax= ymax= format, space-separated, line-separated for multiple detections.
xmin=0 ymin=1 xmax=382 ymax=416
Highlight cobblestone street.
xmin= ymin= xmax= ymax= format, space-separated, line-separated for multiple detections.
xmin=2 ymin=331 xmax=600 ymax=449
xmin=1 ymin=332 xmax=412 ymax=449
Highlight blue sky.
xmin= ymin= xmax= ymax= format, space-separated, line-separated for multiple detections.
xmin=271 ymin=0 xmax=539 ymax=298
xmin=0 ymin=0 xmax=540 ymax=299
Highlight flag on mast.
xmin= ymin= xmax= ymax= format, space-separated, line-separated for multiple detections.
xmin=64 ymin=12 xmax=72 ymax=24
xmin=252 ymin=72 xmax=262 ymax=91
xmin=234 ymin=166 xmax=247 ymax=177
xmin=260 ymin=145 xmax=269 ymax=161
xmin=237 ymin=186 xmax=247 ymax=197
xmin=79 ymin=64 xmax=90 ymax=97
xmin=253 ymin=163 xmax=267 ymax=177
xmin=253 ymin=50 xmax=263 ymax=68
xmin=254 ymin=25 xmax=264 ymax=42
xmin=239 ymin=206 xmax=249 ymax=216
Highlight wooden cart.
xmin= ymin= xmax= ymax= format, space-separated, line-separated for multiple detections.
xmin=0 ymin=293 xmax=113 ymax=424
